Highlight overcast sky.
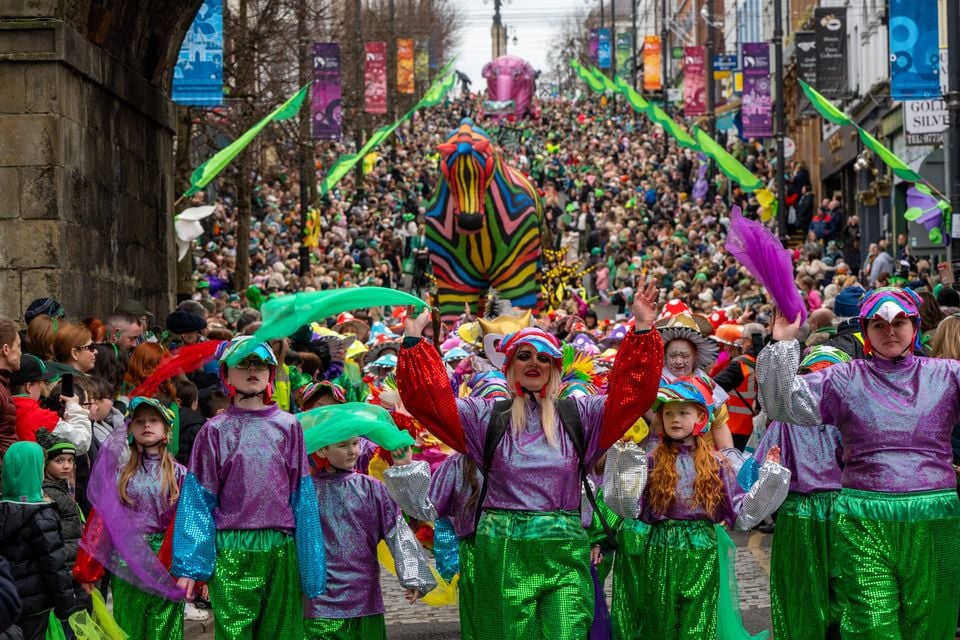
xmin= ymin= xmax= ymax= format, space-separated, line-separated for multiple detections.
xmin=449 ymin=0 xmax=588 ymax=87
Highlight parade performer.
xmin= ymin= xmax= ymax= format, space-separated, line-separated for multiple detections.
xmin=396 ymin=282 xmax=664 ymax=640
xmin=744 ymin=345 xmax=846 ymax=640
xmin=425 ymin=119 xmax=544 ymax=321
xmin=383 ymin=448 xmax=483 ymax=639
xmin=171 ymin=336 xmax=326 ymax=639
xmin=302 ymin=404 xmax=435 ymax=640
xmin=74 ymin=397 xmax=186 ymax=640
xmin=758 ymin=287 xmax=960 ymax=639
xmin=603 ymin=379 xmax=791 ymax=639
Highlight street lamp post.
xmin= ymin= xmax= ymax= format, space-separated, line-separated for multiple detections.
xmin=948 ymin=0 xmax=960 ymax=269
xmin=774 ymin=0 xmax=786 ymax=238
xmin=705 ymin=0 xmax=716 ymax=139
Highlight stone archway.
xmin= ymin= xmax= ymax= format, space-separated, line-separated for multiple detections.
xmin=0 ymin=0 xmax=203 ymax=322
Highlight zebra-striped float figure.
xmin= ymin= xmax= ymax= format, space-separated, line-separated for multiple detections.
xmin=425 ymin=118 xmax=543 ymax=321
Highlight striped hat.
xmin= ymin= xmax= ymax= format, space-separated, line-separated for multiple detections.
xmin=799 ymin=345 xmax=851 ymax=374
xmin=651 ymin=379 xmax=714 ymax=436
xmin=858 ymin=287 xmax=922 ymax=353
xmin=497 ymin=328 xmax=562 ymax=371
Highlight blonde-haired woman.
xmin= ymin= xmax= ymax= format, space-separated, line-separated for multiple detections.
xmin=396 ymin=284 xmax=663 ymax=640
xmin=930 ymin=315 xmax=960 ymax=360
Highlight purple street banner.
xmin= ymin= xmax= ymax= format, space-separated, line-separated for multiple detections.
xmin=397 ymin=38 xmax=415 ymax=94
xmin=683 ymin=46 xmax=706 ymax=116
xmin=415 ymin=40 xmax=430 ymax=84
xmin=311 ymin=43 xmax=342 ymax=140
xmin=589 ymin=29 xmax=599 ymax=64
xmin=364 ymin=42 xmax=387 ymax=114
xmin=742 ymin=42 xmax=772 ymax=138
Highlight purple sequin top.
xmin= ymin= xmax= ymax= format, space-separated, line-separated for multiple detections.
xmin=457 ymin=395 xmax=606 ymax=512
xmin=641 ymin=445 xmax=742 ymax=528
xmin=122 ymin=453 xmax=187 ymax=534
xmin=429 ymin=453 xmax=480 ymax=539
xmin=753 ymin=422 xmax=843 ymax=494
xmin=188 ymin=404 xmax=308 ymax=533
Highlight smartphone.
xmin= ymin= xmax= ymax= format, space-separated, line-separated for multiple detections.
xmin=61 ymin=373 xmax=74 ymax=399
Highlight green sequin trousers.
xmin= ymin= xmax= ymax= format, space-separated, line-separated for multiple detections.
xmin=833 ymin=489 xmax=960 ymax=640
xmin=472 ymin=509 xmax=593 ymax=640
xmin=303 ymin=614 xmax=386 ymax=640
xmin=458 ymin=536 xmax=476 ymax=640
xmin=638 ymin=519 xmax=719 ymax=639
xmin=770 ymin=491 xmax=840 ymax=640
xmin=611 ymin=519 xmax=651 ymax=640
xmin=208 ymin=529 xmax=304 ymax=640
xmin=112 ymin=534 xmax=184 ymax=640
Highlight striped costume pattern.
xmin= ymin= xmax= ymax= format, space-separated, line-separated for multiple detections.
xmin=425 ymin=118 xmax=543 ymax=321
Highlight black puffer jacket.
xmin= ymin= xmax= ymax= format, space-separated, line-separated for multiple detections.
xmin=0 ymin=502 xmax=75 ymax=619
xmin=40 ymin=481 xmax=81 ymax=571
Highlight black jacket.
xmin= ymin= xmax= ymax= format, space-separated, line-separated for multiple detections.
xmin=40 ymin=481 xmax=81 ymax=571
xmin=176 ymin=406 xmax=207 ymax=466
xmin=0 ymin=557 xmax=22 ymax=640
xmin=822 ymin=320 xmax=866 ymax=360
xmin=0 ymin=502 xmax=75 ymax=619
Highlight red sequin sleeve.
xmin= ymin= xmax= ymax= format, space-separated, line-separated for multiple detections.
xmin=396 ymin=338 xmax=468 ymax=455
xmin=598 ymin=330 xmax=664 ymax=450
xmin=72 ymin=509 xmax=106 ymax=584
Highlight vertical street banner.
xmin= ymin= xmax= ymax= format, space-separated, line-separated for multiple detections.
xmin=643 ymin=36 xmax=662 ymax=92
xmin=589 ymin=29 xmax=600 ymax=64
xmin=311 ymin=43 xmax=342 ymax=140
xmin=415 ymin=40 xmax=430 ymax=84
xmin=616 ymin=32 xmax=634 ymax=80
xmin=397 ymin=38 xmax=415 ymax=94
xmin=172 ymin=0 xmax=223 ymax=106
xmin=795 ymin=31 xmax=817 ymax=115
xmin=364 ymin=42 xmax=387 ymax=114
xmin=741 ymin=42 xmax=772 ymax=138
xmin=889 ymin=0 xmax=941 ymax=99
xmin=598 ymin=29 xmax=612 ymax=69
xmin=814 ymin=7 xmax=847 ymax=98
xmin=683 ymin=46 xmax=706 ymax=116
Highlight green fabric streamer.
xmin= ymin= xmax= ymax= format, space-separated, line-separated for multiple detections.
xmin=693 ymin=127 xmax=763 ymax=191
xmin=252 ymin=287 xmax=427 ymax=343
xmin=45 ymin=611 xmax=67 ymax=640
xmin=299 ymin=403 xmax=415 ymax=452
xmin=797 ymin=80 xmax=852 ymax=126
xmin=569 ymin=59 xmax=605 ymax=94
xmin=858 ymin=129 xmax=923 ymax=182
xmin=716 ymin=524 xmax=770 ymax=639
xmin=319 ymin=65 xmax=457 ymax=196
xmin=647 ymin=103 xmax=699 ymax=149
xmin=613 ymin=75 xmax=649 ymax=111
xmin=184 ymin=84 xmax=310 ymax=197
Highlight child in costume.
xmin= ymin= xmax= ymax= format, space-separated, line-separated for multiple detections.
xmin=744 ymin=345 xmax=846 ymax=640
xmin=604 ymin=379 xmax=790 ymax=639
xmin=758 ymin=287 xmax=960 ymax=639
xmin=0 ymin=441 xmax=76 ymax=639
xmin=74 ymin=397 xmax=186 ymax=640
xmin=396 ymin=284 xmax=663 ymax=640
xmin=36 ymin=430 xmax=82 ymax=574
xmin=300 ymin=403 xmax=435 ymax=639
xmin=171 ymin=336 xmax=325 ymax=640
xmin=383 ymin=449 xmax=482 ymax=639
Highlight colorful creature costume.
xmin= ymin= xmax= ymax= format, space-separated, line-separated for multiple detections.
xmin=74 ymin=398 xmax=187 ymax=640
xmin=383 ymin=452 xmax=481 ymax=640
xmin=604 ymin=380 xmax=791 ymax=639
xmin=744 ymin=345 xmax=847 ymax=640
xmin=481 ymin=55 xmax=537 ymax=120
xmin=396 ymin=328 xmax=663 ymax=640
xmin=425 ymin=119 xmax=543 ymax=321
xmin=756 ymin=287 xmax=960 ymax=639
xmin=171 ymin=338 xmax=326 ymax=640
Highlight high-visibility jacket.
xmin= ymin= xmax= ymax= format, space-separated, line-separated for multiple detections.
xmin=726 ymin=355 xmax=757 ymax=436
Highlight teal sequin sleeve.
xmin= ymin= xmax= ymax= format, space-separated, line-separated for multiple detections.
xmin=172 ymin=472 xmax=219 ymax=580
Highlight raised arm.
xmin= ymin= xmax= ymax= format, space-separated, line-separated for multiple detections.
xmin=756 ymin=340 xmax=824 ymax=427
xmin=396 ymin=309 xmax=467 ymax=453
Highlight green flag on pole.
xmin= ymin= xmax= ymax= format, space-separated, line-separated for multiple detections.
xmin=797 ymin=80 xmax=851 ymax=127
xmin=184 ymin=84 xmax=311 ymax=197
xmin=692 ymin=126 xmax=763 ymax=191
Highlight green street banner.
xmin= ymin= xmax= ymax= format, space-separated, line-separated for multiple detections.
xmin=692 ymin=127 xmax=763 ymax=191
xmin=184 ymin=84 xmax=310 ymax=197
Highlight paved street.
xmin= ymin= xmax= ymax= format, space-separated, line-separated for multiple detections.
xmin=184 ymin=529 xmax=773 ymax=638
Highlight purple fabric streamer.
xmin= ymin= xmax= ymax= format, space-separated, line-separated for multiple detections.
xmin=80 ymin=425 xmax=185 ymax=601
xmin=724 ymin=206 xmax=807 ymax=324
xmin=588 ymin=562 xmax=612 ymax=640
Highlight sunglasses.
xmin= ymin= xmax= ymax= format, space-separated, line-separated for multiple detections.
xmin=76 ymin=343 xmax=96 ymax=353
xmin=233 ymin=360 xmax=271 ymax=371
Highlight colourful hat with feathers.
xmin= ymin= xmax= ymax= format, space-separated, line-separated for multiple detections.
xmin=858 ymin=286 xmax=922 ymax=355
xmin=798 ymin=345 xmax=851 ymax=374
xmin=558 ymin=344 xmax=599 ymax=398
xmin=651 ymin=378 xmax=714 ymax=436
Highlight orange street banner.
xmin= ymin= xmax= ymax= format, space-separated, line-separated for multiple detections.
xmin=397 ymin=38 xmax=415 ymax=94
xmin=643 ymin=36 xmax=662 ymax=92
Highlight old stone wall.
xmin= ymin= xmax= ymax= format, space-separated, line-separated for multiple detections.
xmin=0 ymin=0 xmax=200 ymax=322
